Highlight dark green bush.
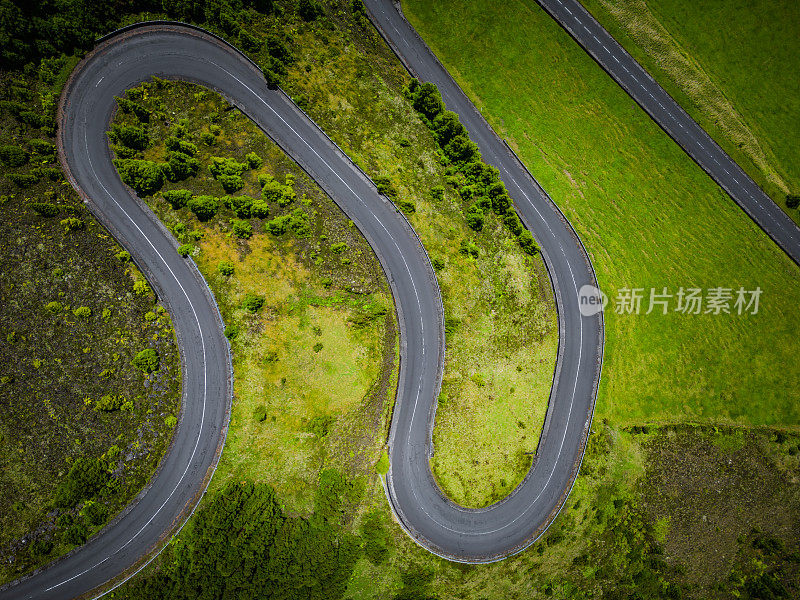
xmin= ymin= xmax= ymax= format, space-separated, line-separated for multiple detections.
xmin=114 ymin=159 xmax=165 ymax=196
xmin=115 ymin=96 xmax=151 ymax=122
xmin=27 ymin=138 xmax=55 ymax=157
xmin=518 ymin=230 xmax=539 ymax=255
xmin=407 ymin=80 xmax=444 ymax=121
xmin=298 ymin=0 xmax=322 ymax=21
xmin=374 ymin=175 xmax=397 ymax=198
xmin=430 ymin=185 xmax=445 ymax=201
xmin=132 ymin=348 xmax=160 ymax=373
xmin=30 ymin=537 xmax=53 ymax=556
xmin=108 ymin=124 xmax=148 ymax=150
xmin=0 ymin=144 xmax=29 ymax=167
xmin=260 ymin=174 xmax=295 ymax=207
xmin=30 ymin=202 xmax=59 ymax=217
xmin=245 ymin=151 xmax=263 ymax=169
xmin=54 ymin=458 xmax=109 ymax=509
xmin=465 ymin=204 xmax=484 ymax=231
xmin=163 ymin=189 xmax=193 ymax=209
xmin=218 ymin=261 xmax=235 ymax=276
xmin=504 ymin=211 xmax=523 ymax=236
xmin=7 ymin=172 xmax=39 ymax=188
xmin=242 ymin=293 xmax=265 ymax=313
xmin=330 ymin=242 xmax=348 ymax=254
xmin=165 ymin=151 xmax=200 ymax=182
xmin=177 ymin=244 xmax=195 ymax=257
xmin=63 ymin=522 xmax=88 ymax=546
xmin=397 ymin=198 xmax=416 ymax=214
xmin=288 ymin=208 xmax=311 ymax=236
xmin=361 ymin=511 xmax=389 ymax=565
xmin=253 ymin=405 xmax=268 ymax=422
xmin=81 ymin=500 xmax=108 ymax=526
xmin=188 ymin=195 xmax=220 ymax=221
xmin=787 ymin=194 xmax=800 ymax=209
xmin=165 ymin=136 xmax=198 ymax=156
xmin=226 ymin=195 xmax=255 ymax=218
xmin=231 ymin=219 xmax=253 ymax=239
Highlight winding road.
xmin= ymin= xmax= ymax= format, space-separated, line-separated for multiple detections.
xmin=3 ymin=9 xmax=606 ymax=599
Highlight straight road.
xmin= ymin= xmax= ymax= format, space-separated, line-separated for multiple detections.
xmin=364 ymin=0 xmax=604 ymax=562
xmin=536 ymin=0 xmax=800 ymax=265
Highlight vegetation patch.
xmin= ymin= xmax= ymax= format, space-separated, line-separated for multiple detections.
xmin=0 ymin=67 xmax=179 ymax=585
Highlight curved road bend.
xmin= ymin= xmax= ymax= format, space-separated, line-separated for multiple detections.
xmin=365 ymin=1 xmax=604 ymax=562
xmin=537 ymin=0 xmax=800 ymax=265
xmin=3 ymin=23 xmax=443 ymax=599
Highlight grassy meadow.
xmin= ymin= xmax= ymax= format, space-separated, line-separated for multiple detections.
xmin=403 ymin=0 xmax=800 ymax=431
xmin=582 ymin=0 xmax=800 ymax=219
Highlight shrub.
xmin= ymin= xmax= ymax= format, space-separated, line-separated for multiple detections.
xmin=242 ymin=293 xmax=265 ymax=313
xmin=397 ymin=198 xmax=416 ymax=214
xmin=518 ymin=230 xmax=539 ymax=255
xmin=114 ymin=159 xmax=165 ymax=196
xmin=218 ymin=261 xmax=235 ymax=276
xmin=231 ymin=219 xmax=253 ymax=239
xmin=298 ymin=0 xmax=322 ymax=20
xmin=133 ymin=280 xmax=151 ymax=296
xmin=64 ymin=522 xmax=88 ymax=546
xmin=260 ymin=174 xmax=295 ymax=207
xmin=375 ymin=449 xmax=390 ymax=475
xmin=30 ymin=202 xmax=59 ymax=217
xmin=217 ymin=173 xmax=244 ymax=193
xmin=27 ymin=138 xmax=55 ymax=157
xmin=163 ymin=189 xmax=193 ymax=209
xmin=432 ymin=257 xmax=445 ymax=270
xmin=116 ymin=250 xmax=131 ymax=262
xmin=459 ymin=239 xmax=479 ymax=259
xmin=504 ymin=211 xmax=523 ymax=236
xmin=73 ymin=306 xmax=91 ymax=319
xmin=374 ymin=175 xmax=396 ymax=198
xmin=491 ymin=192 xmax=511 ymax=214
xmin=361 ymin=510 xmax=389 ymax=564
xmin=313 ymin=342 xmax=323 ymax=353
xmin=7 ymin=172 xmax=39 ymax=188
xmin=209 ymin=156 xmax=247 ymax=178
xmin=239 ymin=29 xmax=263 ymax=52
xmin=177 ymin=244 xmax=195 ymax=257
xmin=0 ymin=144 xmax=29 ymax=167
xmin=81 ymin=500 xmax=108 ymax=526
xmin=94 ymin=394 xmax=125 ymax=411
xmin=250 ymin=197 xmax=270 ymax=218
xmin=226 ymin=195 xmax=255 ymax=218
xmin=465 ymin=204 xmax=484 ymax=231
xmin=264 ymin=214 xmax=290 ymax=235
xmin=165 ymin=151 xmax=200 ymax=182
xmin=288 ymin=208 xmax=311 ymax=236
xmin=253 ymin=405 xmax=268 ymax=422
xmin=188 ymin=195 xmax=220 ymax=221
xmin=330 ymin=242 xmax=348 ymax=254
xmin=165 ymin=415 xmax=177 ymax=428
xmin=45 ymin=301 xmax=63 ymax=313
xmin=307 ymin=415 xmax=334 ymax=439
xmin=245 ymin=151 xmax=263 ymax=169
xmin=60 ymin=217 xmax=83 ymax=232
xmin=224 ymin=324 xmax=240 ymax=340
xmin=787 ymin=194 xmax=800 ymax=209
xmin=115 ymin=96 xmax=150 ymax=122
xmin=165 ymin=136 xmax=198 ymax=156
xmin=430 ymin=185 xmax=445 ymax=201
xmin=108 ymin=124 xmax=148 ymax=150
xmin=200 ymin=131 xmax=216 ymax=146
xmin=132 ymin=348 xmax=160 ymax=373
xmin=54 ymin=457 xmax=109 ymax=509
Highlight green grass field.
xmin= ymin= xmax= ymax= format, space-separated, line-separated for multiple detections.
xmin=403 ymin=0 xmax=800 ymax=431
xmin=581 ymin=0 xmax=800 ymax=219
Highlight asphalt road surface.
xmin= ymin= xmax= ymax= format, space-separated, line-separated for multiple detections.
xmin=364 ymin=0 xmax=604 ymax=562
xmin=537 ymin=0 xmax=800 ymax=265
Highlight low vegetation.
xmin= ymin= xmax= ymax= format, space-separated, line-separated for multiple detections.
xmin=0 ymin=68 xmax=180 ymax=584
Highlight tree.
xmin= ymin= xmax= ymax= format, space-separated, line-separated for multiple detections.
xmin=431 ymin=111 xmax=466 ymax=147
xmin=410 ymin=81 xmax=444 ymax=121
xmin=108 ymin=124 xmax=148 ymax=150
xmin=518 ymin=230 xmax=539 ymax=255
xmin=444 ymin=135 xmax=480 ymax=164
